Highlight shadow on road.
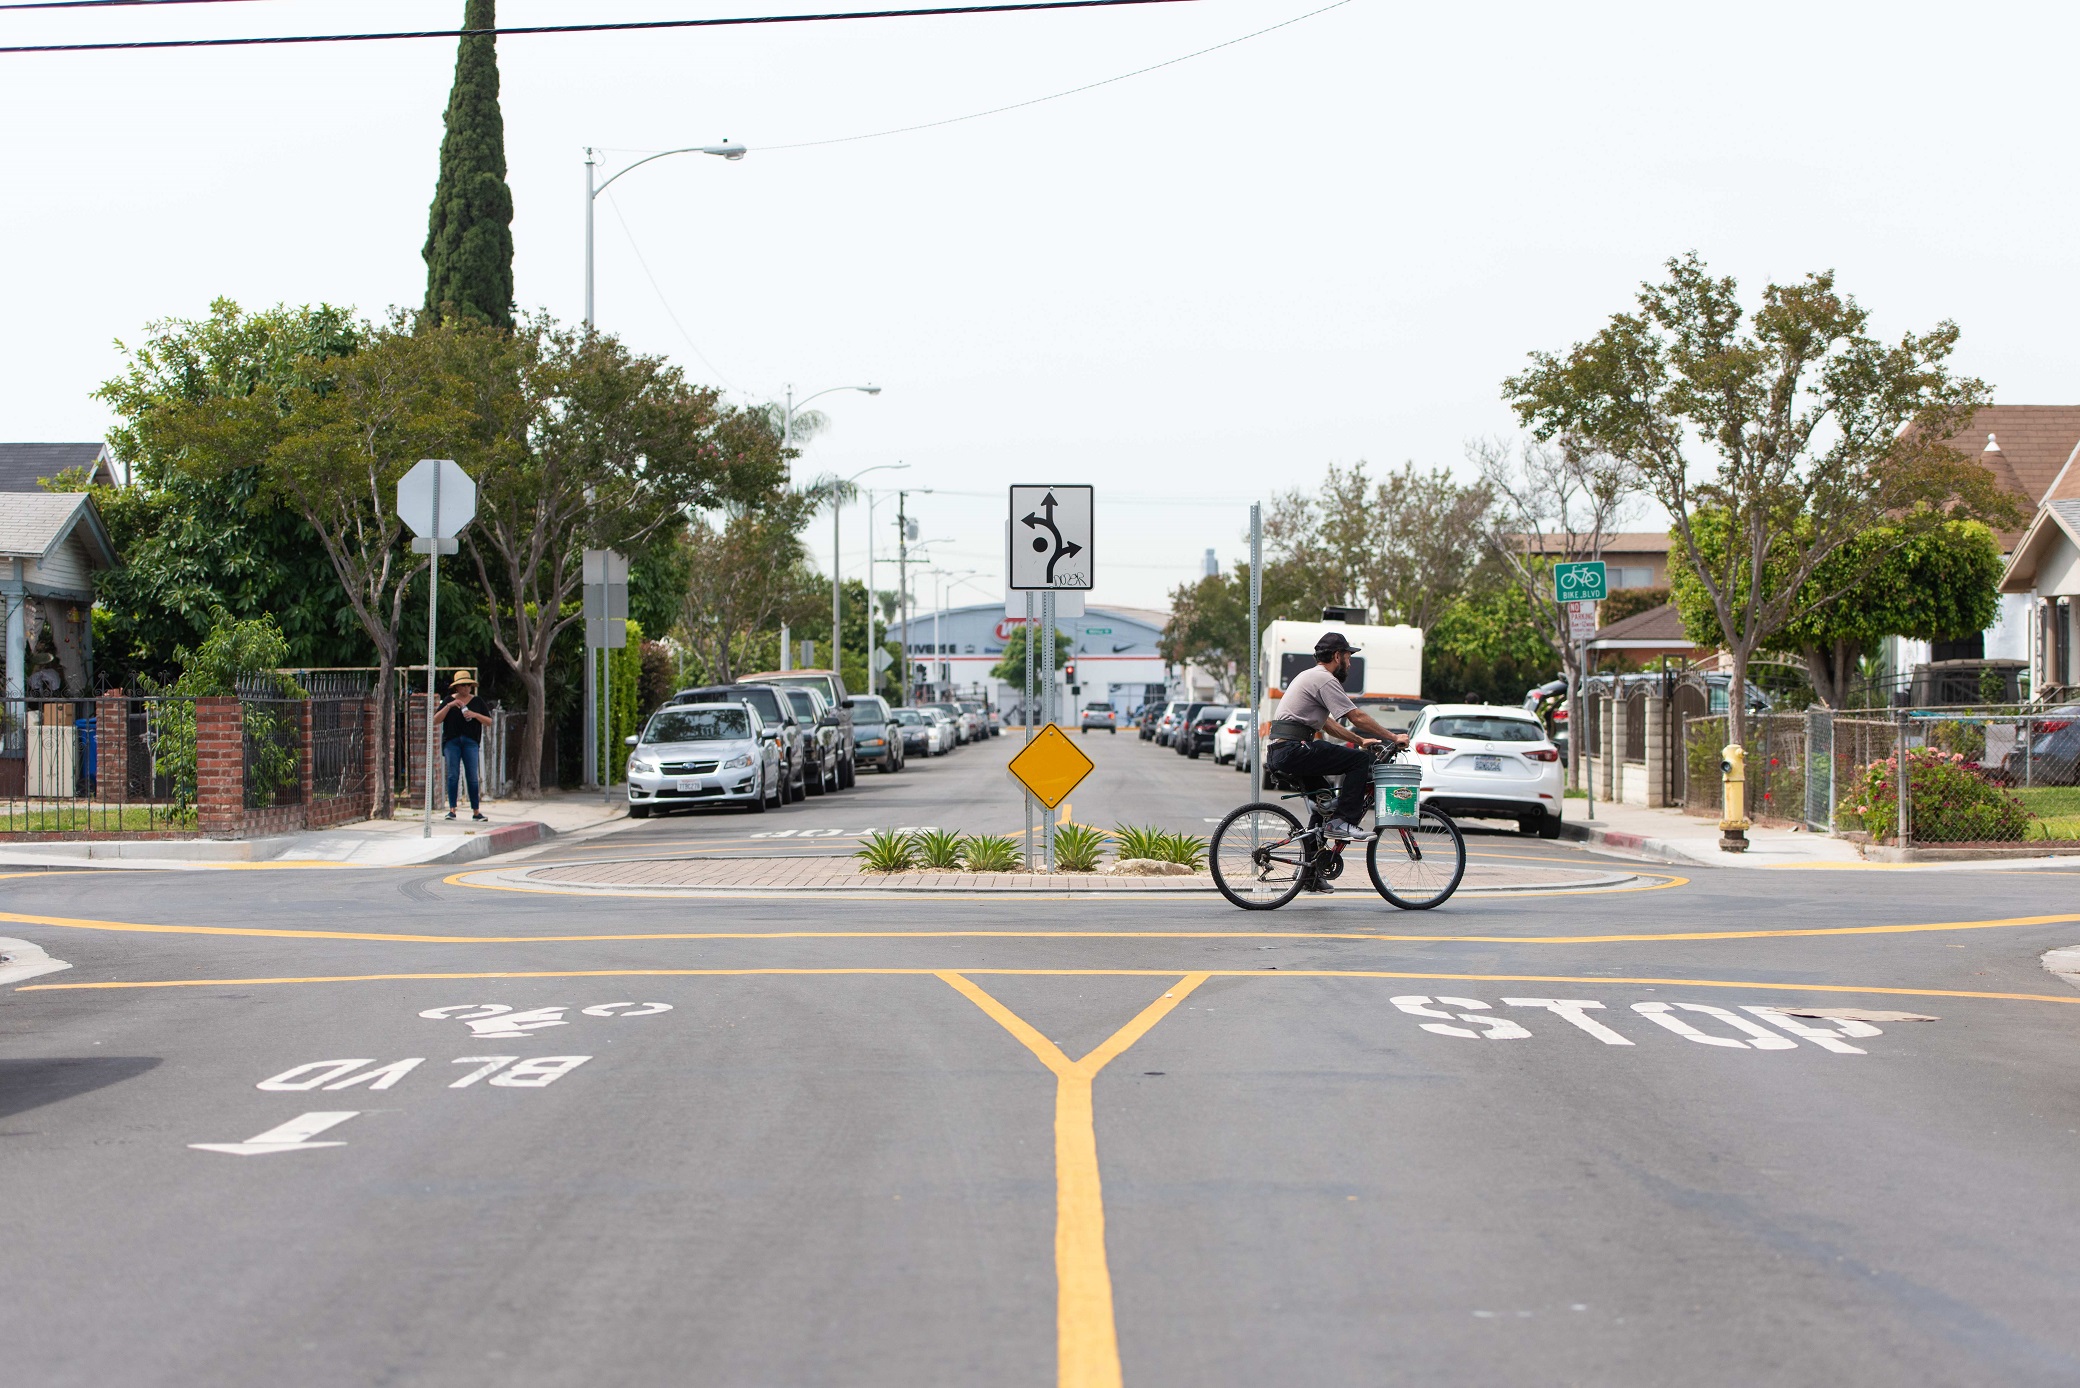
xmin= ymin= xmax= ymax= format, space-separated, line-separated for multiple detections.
xmin=0 ymin=1056 xmax=162 ymax=1119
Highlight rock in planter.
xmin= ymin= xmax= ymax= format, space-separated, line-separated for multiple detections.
xmin=1105 ymin=858 xmax=1194 ymax=876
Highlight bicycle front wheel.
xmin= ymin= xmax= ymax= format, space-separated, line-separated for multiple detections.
xmin=1211 ymin=802 xmax=1308 ymax=910
xmin=1366 ymin=807 xmax=1466 ymax=909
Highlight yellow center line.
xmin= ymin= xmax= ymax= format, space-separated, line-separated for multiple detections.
xmin=6 ymin=904 xmax=2075 ymax=948
xmin=942 ymin=971 xmax=1207 ymax=1388
xmin=20 ymin=966 xmax=2080 ymax=1006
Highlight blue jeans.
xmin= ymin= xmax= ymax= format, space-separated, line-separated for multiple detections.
xmin=443 ymin=738 xmax=481 ymax=813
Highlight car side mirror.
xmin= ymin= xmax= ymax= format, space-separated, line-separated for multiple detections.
xmin=624 ymin=735 xmax=638 ymax=747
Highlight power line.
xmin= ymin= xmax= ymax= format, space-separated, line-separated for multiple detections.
xmin=763 ymin=0 xmax=1353 ymax=151
xmin=0 ymin=2 xmax=276 ymax=10
xmin=600 ymin=188 xmax=740 ymax=394
xmin=0 ymin=0 xmax=1197 ymax=53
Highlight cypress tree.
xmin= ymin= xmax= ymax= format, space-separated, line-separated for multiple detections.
xmin=422 ymin=0 xmax=514 ymax=328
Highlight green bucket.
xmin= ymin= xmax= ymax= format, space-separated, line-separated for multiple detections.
xmin=1370 ymin=763 xmax=1422 ymax=828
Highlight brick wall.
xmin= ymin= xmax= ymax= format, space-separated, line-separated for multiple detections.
xmin=96 ymin=692 xmax=128 ymax=796
xmin=195 ymin=696 xmax=244 ymax=838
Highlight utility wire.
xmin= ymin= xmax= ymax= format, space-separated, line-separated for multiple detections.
xmin=762 ymin=0 xmax=1352 ymax=150
xmin=601 ymin=187 xmax=740 ymax=393
xmin=0 ymin=0 xmax=1195 ymax=52
xmin=1 ymin=1 xmax=276 ymax=9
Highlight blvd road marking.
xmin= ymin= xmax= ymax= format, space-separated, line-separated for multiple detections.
xmin=255 ymin=1055 xmax=592 ymax=1092
xmin=941 ymin=971 xmax=1207 ymax=1388
xmin=190 ymin=1111 xmax=358 ymax=1156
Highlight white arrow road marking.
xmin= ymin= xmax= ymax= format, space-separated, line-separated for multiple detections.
xmin=460 ymin=1007 xmax=571 ymax=1038
xmin=0 ymin=937 xmax=71 ymax=986
xmin=580 ymin=1002 xmax=672 ymax=1017
xmin=190 ymin=1111 xmax=358 ymax=1156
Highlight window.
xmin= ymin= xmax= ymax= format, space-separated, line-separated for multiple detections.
xmin=1429 ymin=715 xmax=1545 ymax=742
xmin=1613 ymin=566 xmax=1655 ymax=589
xmin=849 ymin=699 xmax=887 ymax=725
xmin=735 ymin=688 xmax=784 ymax=723
xmin=645 ymin=708 xmax=750 ymax=742
xmin=784 ymin=689 xmax=818 ymax=721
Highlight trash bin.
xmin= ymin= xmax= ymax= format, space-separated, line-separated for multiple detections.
xmin=1371 ymin=762 xmax=1422 ymax=828
xmin=76 ymin=717 xmax=97 ymax=792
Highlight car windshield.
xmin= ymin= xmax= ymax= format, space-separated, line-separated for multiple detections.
xmin=850 ymin=701 xmax=886 ymax=725
xmin=1085 ymin=703 xmax=1110 ymax=711
xmin=646 ymin=708 xmax=749 ymax=742
xmin=959 ymin=702 xmax=981 ymax=713
xmin=1429 ymin=715 xmax=1544 ymax=742
xmin=785 ymin=690 xmax=817 ymax=720
xmin=893 ymin=710 xmax=923 ymax=725
xmin=714 ymin=688 xmax=783 ymax=722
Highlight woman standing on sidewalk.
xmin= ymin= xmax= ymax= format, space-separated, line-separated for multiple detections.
xmin=435 ymin=671 xmax=493 ymax=822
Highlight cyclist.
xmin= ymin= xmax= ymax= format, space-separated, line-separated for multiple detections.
xmin=1264 ymin=631 xmax=1409 ymax=845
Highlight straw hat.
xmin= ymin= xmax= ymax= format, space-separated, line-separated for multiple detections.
xmin=448 ymin=670 xmax=478 ymax=691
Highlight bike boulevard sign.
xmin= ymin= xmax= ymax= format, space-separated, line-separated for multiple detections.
xmin=1008 ymin=484 xmax=1093 ymax=589
xmin=1007 ymin=722 xmax=1094 ymax=809
xmin=1554 ymin=560 xmax=1607 ymax=603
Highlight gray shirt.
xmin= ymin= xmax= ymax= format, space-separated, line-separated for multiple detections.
xmin=1277 ymin=664 xmax=1357 ymax=733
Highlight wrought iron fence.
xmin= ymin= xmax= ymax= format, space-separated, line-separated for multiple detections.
xmin=309 ymin=698 xmax=366 ymax=801
xmin=240 ymin=698 xmax=304 ymax=810
xmin=1623 ymin=686 xmax=1647 ymax=763
xmin=0 ymin=695 xmax=198 ymax=834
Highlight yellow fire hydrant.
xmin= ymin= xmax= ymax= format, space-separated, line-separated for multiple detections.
xmin=1719 ymin=743 xmax=1750 ymax=852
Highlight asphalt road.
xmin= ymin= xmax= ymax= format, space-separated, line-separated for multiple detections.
xmin=5 ymin=728 xmax=2080 ymax=1387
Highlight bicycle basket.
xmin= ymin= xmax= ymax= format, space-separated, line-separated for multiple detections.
xmin=1370 ymin=762 xmax=1422 ymax=827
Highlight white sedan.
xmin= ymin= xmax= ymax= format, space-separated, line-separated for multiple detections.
xmin=1404 ymin=704 xmax=1564 ymax=838
xmin=1212 ymin=707 xmax=1250 ymax=764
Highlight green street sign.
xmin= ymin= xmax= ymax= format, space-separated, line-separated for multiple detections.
xmin=1554 ymin=560 xmax=1608 ymax=603
xmin=1083 ymin=627 xmax=1112 ymax=635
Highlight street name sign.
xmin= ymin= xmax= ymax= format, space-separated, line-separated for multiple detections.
xmin=1008 ymin=484 xmax=1093 ymax=590
xmin=1554 ymin=560 xmax=1607 ymax=603
xmin=397 ymin=459 xmax=476 ymax=539
xmin=1007 ymin=722 xmax=1094 ymax=809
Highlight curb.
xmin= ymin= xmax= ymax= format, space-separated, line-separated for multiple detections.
xmin=0 ymin=821 xmax=555 ymax=870
xmin=1557 ymin=821 xmax=1693 ymax=865
xmin=421 ymin=821 xmax=555 ymax=865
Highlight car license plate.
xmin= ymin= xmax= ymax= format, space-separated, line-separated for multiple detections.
xmin=676 ymin=777 xmax=703 ymax=792
xmin=1474 ymin=755 xmax=1502 ymax=773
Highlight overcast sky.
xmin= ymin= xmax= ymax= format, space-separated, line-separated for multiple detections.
xmin=5 ymin=0 xmax=2076 ymax=611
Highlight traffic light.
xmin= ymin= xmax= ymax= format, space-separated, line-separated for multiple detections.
xmin=1064 ymin=659 xmax=1076 ymax=684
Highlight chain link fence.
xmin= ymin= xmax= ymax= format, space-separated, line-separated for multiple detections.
xmin=1822 ymin=708 xmax=2078 ymax=848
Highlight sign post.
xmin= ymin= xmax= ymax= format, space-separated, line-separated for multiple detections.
xmin=1554 ymin=563 xmax=1606 ymax=817
xmin=396 ymin=459 xmax=476 ymax=837
xmin=583 ymin=549 xmax=629 ymax=801
xmin=1008 ymin=484 xmax=1094 ymax=871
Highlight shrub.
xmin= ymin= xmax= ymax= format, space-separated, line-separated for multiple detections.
xmin=1838 ymin=748 xmax=2030 ymax=844
xmin=915 ymin=828 xmax=965 ymax=870
xmin=1157 ymin=831 xmax=1208 ymax=870
xmin=960 ymin=834 xmax=1023 ymax=872
xmin=855 ymin=829 xmax=917 ymax=872
xmin=1111 ymin=824 xmax=1169 ymax=861
xmin=1054 ymin=823 xmax=1107 ymax=872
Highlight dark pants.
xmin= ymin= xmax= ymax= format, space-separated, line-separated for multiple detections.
xmin=1266 ymin=738 xmax=1371 ymax=824
xmin=443 ymin=738 xmax=481 ymax=813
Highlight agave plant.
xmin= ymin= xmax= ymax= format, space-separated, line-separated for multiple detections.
xmin=915 ymin=827 xmax=965 ymax=870
xmin=855 ymin=828 xmax=918 ymax=873
xmin=1053 ymin=822 xmax=1108 ymax=872
xmin=1111 ymin=824 xmax=1169 ymax=862
xmin=960 ymin=834 xmax=1023 ymax=872
xmin=1157 ymin=831 xmax=1207 ymax=870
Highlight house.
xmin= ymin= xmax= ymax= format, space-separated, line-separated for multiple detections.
xmin=1995 ymin=454 xmax=2080 ymax=697
xmin=1587 ymin=602 xmax=1695 ymax=666
xmin=1516 ymin=532 xmax=1670 ymax=591
xmin=0 ymin=441 xmax=126 ymax=492
xmin=2 ymin=492 xmax=120 ymax=704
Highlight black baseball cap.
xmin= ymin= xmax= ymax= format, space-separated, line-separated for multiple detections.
xmin=1315 ymin=631 xmax=1360 ymax=659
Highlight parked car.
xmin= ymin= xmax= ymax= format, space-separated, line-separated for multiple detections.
xmin=1179 ymin=704 xmax=1228 ymax=759
xmin=844 ymin=695 xmax=904 ymax=774
xmin=1212 ymin=707 xmax=1249 ymax=764
xmin=921 ymin=707 xmax=962 ymax=753
xmin=891 ymin=707 xmax=948 ymax=758
xmin=1147 ymin=700 xmax=1185 ymax=743
xmin=1997 ymin=706 xmax=2080 ymax=786
xmin=1079 ymin=702 xmax=1118 ymax=733
xmin=985 ymin=705 xmax=1003 ymax=737
xmin=625 ymin=701 xmax=782 ymax=817
xmin=959 ymin=701 xmax=997 ymax=739
xmin=777 ymin=685 xmax=843 ymax=795
xmin=738 ymin=669 xmax=857 ymax=787
xmin=922 ymin=702 xmax=973 ymax=745
xmin=669 ymin=683 xmax=809 ymax=802
xmin=1170 ymin=702 xmax=1215 ymax=755
xmin=1405 ymin=703 xmax=1564 ymax=837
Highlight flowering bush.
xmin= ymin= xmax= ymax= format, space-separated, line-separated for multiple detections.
xmin=1838 ymin=748 xmax=2030 ymax=843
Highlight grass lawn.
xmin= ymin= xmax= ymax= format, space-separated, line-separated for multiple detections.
xmin=0 ymin=803 xmax=195 ymax=834
xmin=2015 ymin=787 xmax=2080 ymax=842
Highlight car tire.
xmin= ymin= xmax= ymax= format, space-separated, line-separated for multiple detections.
xmin=1537 ymin=813 xmax=1562 ymax=840
xmin=840 ymin=760 xmax=855 ymax=789
xmin=746 ymin=771 xmax=767 ymax=813
xmin=629 ymin=804 xmax=651 ymax=819
xmin=805 ymin=760 xmax=825 ymax=796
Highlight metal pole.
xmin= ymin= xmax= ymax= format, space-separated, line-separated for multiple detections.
xmin=601 ymin=631 xmax=612 ymax=806
xmin=1248 ymin=502 xmax=1263 ymax=809
xmin=865 ymin=492 xmax=876 ymax=696
xmin=1043 ymin=587 xmax=1056 ymax=872
xmin=1577 ymin=639 xmax=1592 ymax=819
xmin=897 ymin=491 xmax=909 ymax=706
xmin=1895 ymin=705 xmax=1910 ymax=847
xmin=583 ymin=150 xmax=595 ymax=328
xmin=1024 ymin=589 xmax=1035 ymax=865
xmin=582 ymin=584 xmax=597 ymax=789
xmin=833 ymin=500 xmax=842 ymax=675
xmin=422 ymin=468 xmax=441 ymax=838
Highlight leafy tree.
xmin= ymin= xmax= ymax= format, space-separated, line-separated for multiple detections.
xmin=422 ymin=0 xmax=514 ymax=329
xmin=1422 ymin=575 xmax=1561 ymax=705
xmin=1262 ymin=461 xmax=1493 ymax=629
xmin=1669 ymin=512 xmax=2002 ymax=708
xmin=675 ymin=484 xmax=832 ymax=686
xmin=990 ymin=620 xmax=1074 ymax=685
xmin=1597 ymin=586 xmax=1670 ymax=626
xmin=462 ymin=320 xmax=784 ymax=796
xmin=135 ymin=609 xmax=308 ymax=813
xmin=1506 ymin=253 xmax=2018 ymax=742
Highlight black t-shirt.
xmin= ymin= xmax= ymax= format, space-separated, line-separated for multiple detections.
xmin=443 ymin=699 xmax=484 ymax=744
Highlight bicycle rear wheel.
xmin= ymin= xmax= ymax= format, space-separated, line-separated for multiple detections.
xmin=1211 ymin=803 xmax=1308 ymax=910
xmin=1366 ymin=807 xmax=1466 ymax=909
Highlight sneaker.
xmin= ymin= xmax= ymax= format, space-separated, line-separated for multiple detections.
xmin=471 ymin=813 xmax=488 ymax=822
xmin=1324 ymin=818 xmax=1363 ymax=841
xmin=1304 ymin=879 xmax=1336 ymax=894
xmin=444 ymin=810 xmax=457 ymax=821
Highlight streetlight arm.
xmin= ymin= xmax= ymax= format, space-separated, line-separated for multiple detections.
xmin=789 ymin=384 xmax=882 ymax=418
xmin=592 ymin=143 xmax=745 ymax=197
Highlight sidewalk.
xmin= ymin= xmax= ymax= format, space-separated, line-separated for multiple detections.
xmin=0 ymin=791 xmax=625 ymax=871
xmin=1559 ymin=799 xmax=2078 ymax=870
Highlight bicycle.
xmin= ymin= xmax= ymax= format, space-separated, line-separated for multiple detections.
xmin=1209 ymin=744 xmax=1466 ymax=910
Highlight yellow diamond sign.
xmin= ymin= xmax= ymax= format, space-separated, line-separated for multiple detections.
xmin=1007 ymin=722 xmax=1094 ymax=810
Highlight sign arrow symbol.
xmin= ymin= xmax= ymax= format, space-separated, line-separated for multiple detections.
xmin=190 ymin=1111 xmax=358 ymax=1156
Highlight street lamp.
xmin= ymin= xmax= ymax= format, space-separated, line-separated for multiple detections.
xmin=584 ymin=141 xmax=745 ymax=328
xmin=828 ymin=461 xmax=905 ymax=682
xmin=780 ymin=383 xmax=881 ymax=456
xmin=923 ymin=566 xmax=984 ymax=698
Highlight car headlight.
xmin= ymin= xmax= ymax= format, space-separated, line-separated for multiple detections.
xmin=629 ymin=756 xmax=658 ymax=774
xmin=722 ymin=753 xmax=755 ymax=770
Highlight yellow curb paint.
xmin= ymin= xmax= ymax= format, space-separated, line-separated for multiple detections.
xmin=21 ymin=966 xmax=2080 ymax=1008
xmin=941 ymin=971 xmax=1208 ymax=1388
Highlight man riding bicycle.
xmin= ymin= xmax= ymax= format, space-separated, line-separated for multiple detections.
xmin=1264 ymin=632 xmax=1409 ymax=845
